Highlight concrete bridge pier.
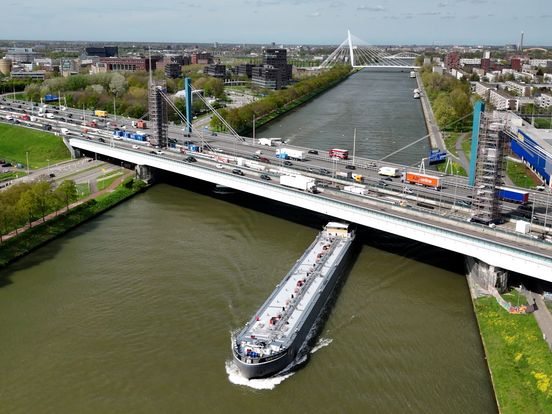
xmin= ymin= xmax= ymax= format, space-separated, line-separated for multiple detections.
xmin=135 ymin=165 xmax=155 ymax=184
xmin=465 ymin=256 xmax=509 ymax=295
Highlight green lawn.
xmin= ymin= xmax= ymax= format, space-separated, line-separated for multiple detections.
xmin=507 ymin=160 xmax=539 ymax=189
xmin=5 ymin=93 xmax=27 ymax=100
xmin=475 ymin=291 xmax=552 ymax=413
xmin=443 ymin=132 xmax=459 ymax=157
xmin=75 ymin=183 xmax=91 ymax=199
xmin=533 ymin=118 xmax=552 ymax=129
xmin=0 ymin=124 xmax=70 ymax=169
xmin=0 ymin=171 xmax=27 ymax=181
xmin=96 ymin=171 xmax=123 ymax=191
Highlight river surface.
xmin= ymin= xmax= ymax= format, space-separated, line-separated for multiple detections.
xmin=0 ymin=71 xmax=496 ymax=413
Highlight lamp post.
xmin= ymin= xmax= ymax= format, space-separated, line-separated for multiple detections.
xmin=26 ymin=151 xmax=29 ymax=175
xmin=352 ymin=128 xmax=357 ymax=166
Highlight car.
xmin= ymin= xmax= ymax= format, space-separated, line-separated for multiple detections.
xmin=211 ymin=132 xmax=218 ymax=136
xmin=49 ymin=173 xmax=56 ymax=178
xmin=232 ymin=168 xmax=244 ymax=176
xmin=259 ymin=157 xmax=270 ymax=164
xmin=535 ymin=185 xmax=546 ymax=191
xmin=98 ymin=138 xmax=106 ymax=143
xmin=252 ymin=154 xmax=261 ymax=160
xmin=132 ymin=145 xmax=140 ymax=149
xmin=377 ymin=180 xmax=388 ymax=187
xmin=155 ymin=150 xmax=164 ymax=155
xmin=383 ymin=177 xmax=393 ymax=181
xmin=214 ymin=148 xmax=223 ymax=153
xmin=183 ymin=140 xmax=194 ymax=145
xmin=455 ymin=200 xmax=472 ymax=208
xmin=260 ymin=174 xmax=271 ymax=181
xmin=319 ymin=168 xmax=330 ymax=175
xmin=150 ymin=150 xmax=157 ymax=154
xmin=283 ymin=160 xmax=293 ymax=166
xmin=403 ymin=187 xmax=413 ymax=194
xmin=67 ymin=113 xmax=73 ymax=118
xmin=215 ymin=164 xmax=224 ymax=169
xmin=185 ymin=156 xmax=197 ymax=162
xmin=345 ymin=165 xmax=356 ymax=170
xmin=308 ymin=150 xmax=319 ymax=155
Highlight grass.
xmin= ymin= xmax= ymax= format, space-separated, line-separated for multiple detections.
xmin=461 ymin=134 xmax=472 ymax=161
xmin=75 ymin=182 xmax=91 ymax=199
xmin=5 ymin=93 xmax=27 ymax=100
xmin=96 ymin=171 xmax=123 ymax=191
xmin=0 ymin=171 xmax=27 ymax=181
xmin=436 ymin=161 xmax=467 ymax=176
xmin=0 ymin=123 xmax=70 ymax=169
xmin=507 ymin=160 xmax=539 ymax=189
xmin=475 ymin=290 xmax=552 ymax=413
xmin=533 ymin=118 xmax=552 ymax=129
xmin=443 ymin=132 xmax=459 ymax=157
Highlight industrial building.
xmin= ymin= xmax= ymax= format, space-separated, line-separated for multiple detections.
xmin=203 ymin=64 xmax=226 ymax=79
xmin=5 ymin=47 xmax=37 ymax=63
xmin=237 ymin=63 xmax=256 ymax=78
xmin=251 ymin=48 xmax=292 ymax=90
xmin=164 ymin=63 xmax=181 ymax=79
xmin=99 ymin=57 xmax=158 ymax=72
xmin=509 ymin=121 xmax=552 ymax=185
xmin=10 ymin=71 xmax=46 ymax=80
xmin=191 ymin=52 xmax=213 ymax=65
xmin=85 ymin=46 xmax=119 ymax=58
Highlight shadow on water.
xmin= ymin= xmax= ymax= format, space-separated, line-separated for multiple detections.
xmin=0 ymin=210 xmax=115 ymax=289
xmin=159 ymin=172 xmax=466 ymax=276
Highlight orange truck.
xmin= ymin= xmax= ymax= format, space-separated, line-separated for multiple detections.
xmin=402 ymin=172 xmax=440 ymax=188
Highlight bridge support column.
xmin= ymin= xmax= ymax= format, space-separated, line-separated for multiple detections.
xmin=465 ymin=256 xmax=509 ymax=295
xmin=135 ymin=165 xmax=154 ymax=184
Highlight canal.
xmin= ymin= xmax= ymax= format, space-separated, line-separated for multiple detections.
xmin=0 ymin=70 xmax=496 ymax=413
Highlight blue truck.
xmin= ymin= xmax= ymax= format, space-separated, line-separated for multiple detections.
xmin=428 ymin=149 xmax=447 ymax=165
xmin=497 ymin=187 xmax=529 ymax=203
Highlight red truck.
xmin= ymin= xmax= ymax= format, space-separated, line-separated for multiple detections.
xmin=402 ymin=172 xmax=441 ymax=188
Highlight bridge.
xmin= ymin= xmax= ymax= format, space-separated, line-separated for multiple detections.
xmin=316 ymin=30 xmax=419 ymax=70
xmin=68 ymin=136 xmax=552 ymax=283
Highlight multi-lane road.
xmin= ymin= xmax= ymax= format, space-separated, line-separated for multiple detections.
xmin=1 ymin=96 xmax=551 ymax=235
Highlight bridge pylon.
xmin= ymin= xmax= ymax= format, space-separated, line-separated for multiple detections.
xmin=148 ymin=80 xmax=169 ymax=148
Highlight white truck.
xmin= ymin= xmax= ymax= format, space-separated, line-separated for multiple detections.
xmin=280 ymin=175 xmax=317 ymax=193
xmin=258 ymin=138 xmax=282 ymax=146
xmin=343 ymin=185 xmax=368 ymax=195
xmin=276 ymin=148 xmax=304 ymax=161
xmin=245 ymin=161 xmax=266 ymax=172
xmin=378 ymin=166 xmax=400 ymax=177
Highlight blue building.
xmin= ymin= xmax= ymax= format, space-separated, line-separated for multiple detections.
xmin=510 ymin=126 xmax=552 ymax=185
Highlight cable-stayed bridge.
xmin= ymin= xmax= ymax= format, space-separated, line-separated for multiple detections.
xmin=316 ymin=30 xmax=419 ymax=69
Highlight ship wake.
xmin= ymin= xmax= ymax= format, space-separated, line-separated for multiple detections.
xmin=225 ymin=360 xmax=294 ymax=390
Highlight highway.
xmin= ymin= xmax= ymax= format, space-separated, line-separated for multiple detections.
xmin=1 ymin=96 xmax=551 ymax=237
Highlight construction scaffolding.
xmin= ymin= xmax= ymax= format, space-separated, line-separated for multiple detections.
xmin=471 ymin=114 xmax=508 ymax=224
xmin=148 ymin=80 xmax=169 ymax=148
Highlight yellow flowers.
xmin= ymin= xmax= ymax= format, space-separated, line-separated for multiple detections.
xmin=514 ymin=353 xmax=523 ymax=362
xmin=532 ymin=371 xmax=551 ymax=395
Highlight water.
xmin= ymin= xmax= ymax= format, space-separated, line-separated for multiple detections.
xmin=0 ymin=71 xmax=496 ymax=413
xmin=257 ymin=69 xmax=429 ymax=165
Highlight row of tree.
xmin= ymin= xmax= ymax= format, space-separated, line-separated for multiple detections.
xmin=209 ymin=65 xmax=351 ymax=134
xmin=0 ymin=179 xmax=78 ymax=242
xmin=421 ymin=66 xmax=473 ymax=131
xmin=22 ymin=69 xmax=225 ymax=121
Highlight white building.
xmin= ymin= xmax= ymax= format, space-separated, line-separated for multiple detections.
xmin=489 ymin=89 xmax=518 ymax=111
xmin=505 ymin=80 xmax=532 ymax=97
xmin=5 ymin=47 xmax=37 ymax=63
xmin=475 ymin=82 xmax=493 ymax=99
xmin=460 ymin=58 xmax=481 ymax=66
xmin=536 ymin=93 xmax=552 ymax=108
xmin=432 ymin=66 xmax=444 ymax=75
xmin=529 ymin=59 xmax=551 ymax=68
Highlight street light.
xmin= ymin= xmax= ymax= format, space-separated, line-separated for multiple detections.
xmin=47 ymin=159 xmax=50 ymax=174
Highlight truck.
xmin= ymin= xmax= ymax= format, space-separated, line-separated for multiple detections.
xmin=276 ymin=148 xmax=304 ymax=161
xmin=402 ymin=172 xmax=440 ymax=188
xmin=136 ymin=120 xmax=147 ymax=129
xmin=245 ymin=161 xmax=266 ymax=172
xmin=497 ymin=187 xmax=529 ymax=203
xmin=258 ymin=138 xmax=282 ymax=146
xmin=280 ymin=175 xmax=317 ymax=193
xmin=343 ymin=185 xmax=368 ymax=195
xmin=95 ymin=110 xmax=108 ymax=118
xmin=378 ymin=167 xmax=400 ymax=177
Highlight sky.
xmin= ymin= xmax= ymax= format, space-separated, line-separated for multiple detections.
xmin=1 ymin=0 xmax=551 ymax=46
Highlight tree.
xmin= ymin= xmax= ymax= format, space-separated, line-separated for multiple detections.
xmin=109 ymin=72 xmax=127 ymax=97
xmin=32 ymin=180 xmax=54 ymax=222
xmin=17 ymin=190 xmax=37 ymax=228
xmin=55 ymin=180 xmax=78 ymax=211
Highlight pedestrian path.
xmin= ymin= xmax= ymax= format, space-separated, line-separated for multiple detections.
xmin=523 ymin=288 xmax=552 ymax=351
xmin=1 ymin=171 xmax=134 ymax=242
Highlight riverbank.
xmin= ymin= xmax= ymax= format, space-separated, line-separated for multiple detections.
xmin=415 ymin=73 xmax=444 ymax=150
xmin=467 ymin=271 xmax=552 ymax=413
xmin=0 ymin=176 xmax=146 ymax=270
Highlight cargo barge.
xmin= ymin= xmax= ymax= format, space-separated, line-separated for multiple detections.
xmin=232 ymin=222 xmax=355 ymax=379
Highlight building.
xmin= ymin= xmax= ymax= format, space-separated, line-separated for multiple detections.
xmin=237 ymin=63 xmax=256 ymax=78
xmin=444 ymin=52 xmax=460 ymax=70
xmin=99 ymin=57 xmax=157 ymax=72
xmin=510 ymin=57 xmax=522 ymax=72
xmin=90 ymin=62 xmax=108 ymax=74
xmin=10 ymin=70 xmax=46 ymax=80
xmin=164 ymin=63 xmax=181 ymax=79
xmin=0 ymin=58 xmax=12 ymax=75
xmin=263 ymin=48 xmax=292 ymax=83
xmin=475 ymin=82 xmax=493 ymax=99
xmin=432 ymin=66 xmax=444 ymax=75
xmin=203 ymin=64 xmax=226 ymax=79
xmin=536 ymin=93 xmax=552 ymax=108
xmin=191 ymin=52 xmax=213 ymax=65
xmin=489 ymin=89 xmax=518 ymax=111
xmin=460 ymin=58 xmax=481 ymax=66
xmin=481 ymin=58 xmax=491 ymax=73
xmin=529 ymin=59 xmax=551 ymax=68
xmin=505 ymin=80 xmax=532 ymax=97
xmin=85 ymin=46 xmax=119 ymax=58
xmin=5 ymin=47 xmax=37 ymax=63
xmin=252 ymin=66 xmax=284 ymax=89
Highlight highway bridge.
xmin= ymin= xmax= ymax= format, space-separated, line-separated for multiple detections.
xmin=1 ymin=97 xmax=551 ymax=282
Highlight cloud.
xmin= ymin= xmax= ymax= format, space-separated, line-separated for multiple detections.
xmin=307 ymin=10 xmax=321 ymax=17
xmin=440 ymin=15 xmax=456 ymax=19
xmin=437 ymin=1 xmax=448 ymax=7
xmin=419 ymin=11 xmax=441 ymax=15
xmin=328 ymin=1 xmax=345 ymax=7
xmin=357 ymin=5 xmax=384 ymax=12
